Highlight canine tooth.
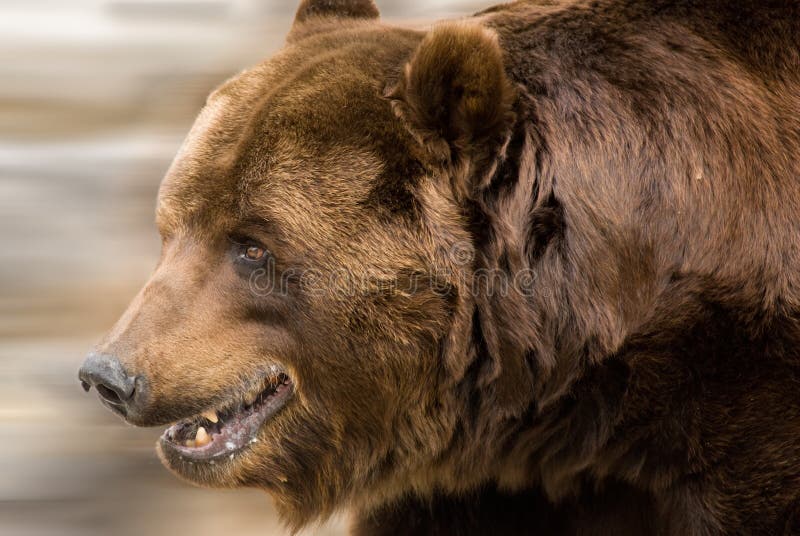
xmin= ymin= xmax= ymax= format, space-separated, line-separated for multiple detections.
xmin=201 ymin=410 xmax=219 ymax=423
xmin=185 ymin=439 xmax=196 ymax=448
xmin=195 ymin=427 xmax=211 ymax=447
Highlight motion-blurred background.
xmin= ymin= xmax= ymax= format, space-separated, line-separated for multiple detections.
xmin=0 ymin=1 xmax=487 ymax=535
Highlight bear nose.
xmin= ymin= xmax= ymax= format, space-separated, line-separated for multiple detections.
xmin=78 ymin=353 xmax=137 ymax=414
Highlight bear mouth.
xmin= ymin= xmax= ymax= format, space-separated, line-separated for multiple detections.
xmin=159 ymin=369 xmax=293 ymax=462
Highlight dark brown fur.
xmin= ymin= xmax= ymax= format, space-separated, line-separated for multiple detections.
xmin=86 ymin=0 xmax=800 ymax=534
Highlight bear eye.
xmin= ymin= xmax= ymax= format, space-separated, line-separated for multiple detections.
xmin=229 ymin=236 xmax=271 ymax=266
xmin=245 ymin=245 xmax=266 ymax=261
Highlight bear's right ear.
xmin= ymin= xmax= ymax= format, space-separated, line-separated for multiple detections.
xmin=386 ymin=23 xmax=516 ymax=199
xmin=293 ymin=0 xmax=379 ymax=25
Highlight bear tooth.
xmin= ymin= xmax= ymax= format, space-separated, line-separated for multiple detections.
xmin=201 ymin=410 xmax=219 ymax=423
xmin=195 ymin=427 xmax=211 ymax=447
xmin=184 ymin=439 xmax=196 ymax=448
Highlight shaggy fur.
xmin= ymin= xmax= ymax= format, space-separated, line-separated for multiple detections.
xmin=85 ymin=0 xmax=800 ymax=534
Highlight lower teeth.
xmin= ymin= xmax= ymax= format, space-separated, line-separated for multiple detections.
xmin=194 ymin=426 xmax=211 ymax=447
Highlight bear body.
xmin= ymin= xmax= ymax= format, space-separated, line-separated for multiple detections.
xmin=80 ymin=0 xmax=800 ymax=534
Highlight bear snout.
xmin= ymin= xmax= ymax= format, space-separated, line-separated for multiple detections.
xmin=78 ymin=352 xmax=149 ymax=421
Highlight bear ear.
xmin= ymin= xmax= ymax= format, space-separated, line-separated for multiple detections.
xmin=387 ymin=23 xmax=516 ymax=190
xmin=293 ymin=0 xmax=380 ymax=24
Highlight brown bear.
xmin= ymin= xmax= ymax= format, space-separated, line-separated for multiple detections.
xmin=79 ymin=0 xmax=800 ymax=534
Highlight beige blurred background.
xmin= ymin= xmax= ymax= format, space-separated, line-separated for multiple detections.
xmin=0 ymin=1 xmax=488 ymax=535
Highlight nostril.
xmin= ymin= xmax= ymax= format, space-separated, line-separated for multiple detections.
xmin=96 ymin=383 xmax=123 ymax=405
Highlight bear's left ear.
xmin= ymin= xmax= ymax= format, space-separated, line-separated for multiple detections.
xmin=293 ymin=0 xmax=379 ymax=24
xmin=387 ymin=23 xmax=516 ymax=196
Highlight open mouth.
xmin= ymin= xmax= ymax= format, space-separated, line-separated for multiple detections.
xmin=160 ymin=369 xmax=293 ymax=462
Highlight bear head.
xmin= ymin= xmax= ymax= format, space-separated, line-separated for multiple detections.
xmin=80 ymin=0 xmax=527 ymax=528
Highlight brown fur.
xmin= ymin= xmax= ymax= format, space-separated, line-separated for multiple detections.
xmin=294 ymin=0 xmax=379 ymax=24
xmin=87 ymin=0 xmax=800 ymax=533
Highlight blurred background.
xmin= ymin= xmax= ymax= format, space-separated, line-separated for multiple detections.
xmin=0 ymin=1 xmax=488 ymax=535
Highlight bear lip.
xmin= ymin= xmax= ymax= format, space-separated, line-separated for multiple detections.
xmin=158 ymin=371 xmax=293 ymax=462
